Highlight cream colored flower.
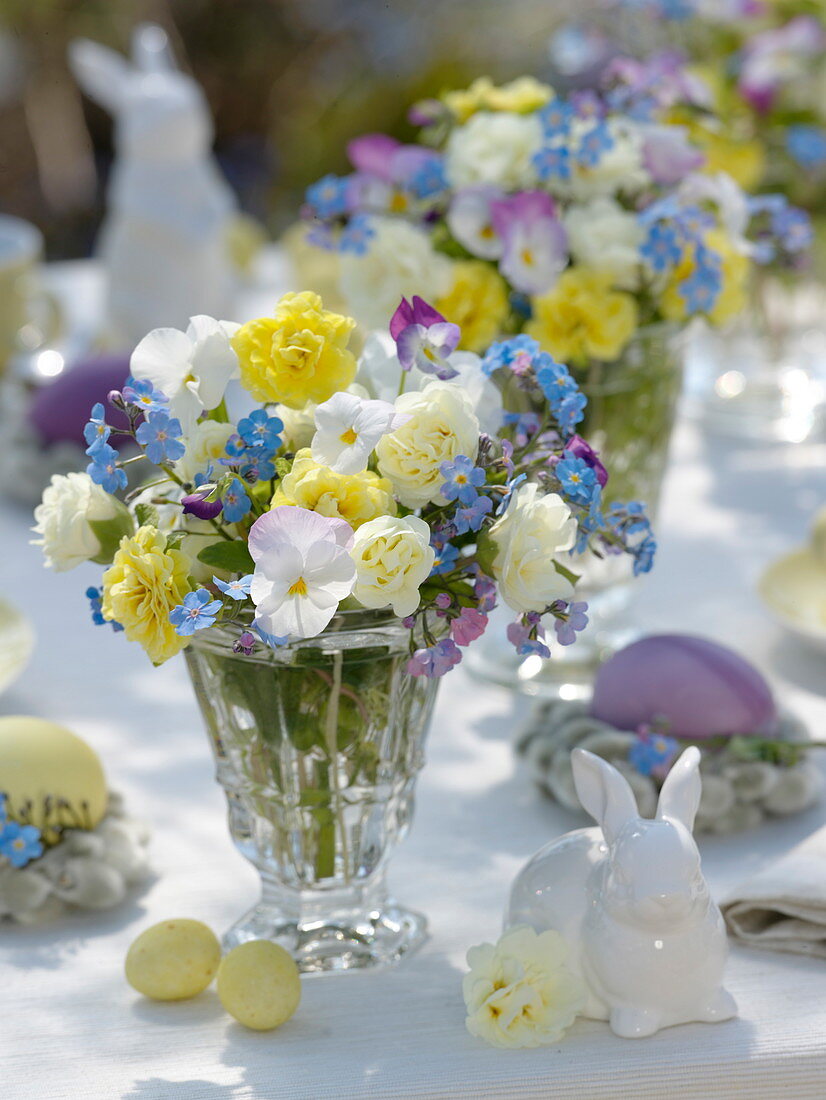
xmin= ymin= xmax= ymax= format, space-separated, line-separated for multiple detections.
xmin=563 ymin=198 xmax=644 ymax=290
xmin=174 ymin=419 xmax=235 ymax=484
xmin=445 ymin=111 xmax=543 ymax=191
xmin=350 ymin=515 xmax=435 ymax=617
xmin=32 ymin=472 xmax=133 ymax=571
xmin=488 ymin=483 xmax=577 ymax=613
xmin=276 ymin=401 xmax=317 ymax=452
xmin=463 ymin=925 xmax=584 ymax=1049
xmin=101 ymin=525 xmax=192 ymax=665
xmin=376 ymin=381 xmax=480 ymax=509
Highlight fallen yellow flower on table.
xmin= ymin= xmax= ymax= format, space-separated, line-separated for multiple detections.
xmin=463 ymin=924 xmax=585 ymax=1049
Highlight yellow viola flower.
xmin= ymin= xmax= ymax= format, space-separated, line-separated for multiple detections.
xmin=443 ymin=76 xmax=552 ymax=122
xmin=692 ymin=125 xmax=766 ymax=192
xmin=660 ymin=229 xmax=749 ymax=327
xmin=434 ymin=261 xmax=510 ymax=353
xmin=272 ymin=449 xmax=396 ymax=529
xmin=232 ymin=291 xmax=357 ymax=409
xmin=527 ymin=268 xmax=638 ymax=364
xmin=101 ymin=525 xmax=192 ymax=666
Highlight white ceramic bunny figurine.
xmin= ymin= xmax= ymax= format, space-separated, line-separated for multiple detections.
xmin=69 ymin=23 xmax=237 ymax=346
xmin=506 ymin=746 xmax=737 ymax=1038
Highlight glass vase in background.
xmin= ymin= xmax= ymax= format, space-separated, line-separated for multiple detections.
xmin=468 ymin=323 xmax=684 ymax=698
xmin=185 ymin=608 xmax=439 ymax=974
xmin=687 ymin=269 xmax=826 ymax=444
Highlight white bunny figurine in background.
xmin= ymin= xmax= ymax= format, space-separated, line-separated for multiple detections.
xmin=69 ymin=23 xmax=237 ymax=346
xmin=506 ymin=746 xmax=737 ymax=1039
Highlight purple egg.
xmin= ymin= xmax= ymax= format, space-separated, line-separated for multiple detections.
xmin=590 ymin=634 xmax=777 ymax=739
xmin=29 ymin=353 xmax=132 ymax=447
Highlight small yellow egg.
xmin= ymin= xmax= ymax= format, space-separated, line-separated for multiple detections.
xmin=125 ymin=919 xmax=221 ymax=1001
xmin=217 ymin=940 xmax=301 ymax=1031
xmin=0 ymin=716 xmax=107 ymax=841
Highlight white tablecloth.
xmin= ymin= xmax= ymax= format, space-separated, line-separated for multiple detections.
xmin=2 ymin=263 xmax=826 ymax=1099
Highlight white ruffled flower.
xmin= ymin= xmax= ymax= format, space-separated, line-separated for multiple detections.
xmin=350 ymin=515 xmax=435 ymax=617
xmin=32 ymin=472 xmax=131 ymax=571
xmin=375 ymin=380 xmax=480 ymax=509
xmin=248 ymin=506 xmax=356 ymax=639
xmin=130 ymin=314 xmax=240 ymax=433
xmin=445 ymin=111 xmax=543 ymax=191
xmin=338 ymin=217 xmax=452 ymax=331
xmin=446 ymin=185 xmax=504 ymax=260
xmin=567 ymin=119 xmax=649 ymax=200
xmin=463 ymin=925 xmax=585 ymax=1049
xmin=564 ymin=198 xmax=644 ymax=289
xmin=488 ymin=482 xmax=577 ymax=613
xmin=311 ymin=391 xmax=407 ymax=475
xmin=174 ymin=419 xmax=235 ymax=484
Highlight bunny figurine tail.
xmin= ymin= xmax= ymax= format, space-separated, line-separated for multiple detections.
xmin=506 ymin=746 xmax=738 ymax=1038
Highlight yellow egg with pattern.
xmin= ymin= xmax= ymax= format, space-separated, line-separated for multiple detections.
xmin=0 ymin=716 xmax=107 ymax=841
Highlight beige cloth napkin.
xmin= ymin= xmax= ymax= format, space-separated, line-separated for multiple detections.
xmin=722 ymin=825 xmax=826 ymax=958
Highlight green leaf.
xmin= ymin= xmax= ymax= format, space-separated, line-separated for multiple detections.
xmin=553 ymin=559 xmax=581 ymax=587
xmin=165 ymin=530 xmax=186 ymax=551
xmin=196 ymin=540 xmax=254 ymax=574
xmin=135 ymin=502 xmax=159 ymax=528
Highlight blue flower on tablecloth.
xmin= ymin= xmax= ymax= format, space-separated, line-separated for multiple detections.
xmin=222 ymin=477 xmax=252 ymax=523
xmin=136 ymin=411 xmax=185 ymax=466
xmin=121 ymin=376 xmax=168 ymax=413
xmin=213 ymin=575 xmax=253 ymax=600
xmin=86 ymin=441 xmax=127 ymax=494
xmin=83 ymin=403 xmax=110 ymax=448
xmin=0 ymin=820 xmax=44 ymax=868
xmin=629 ymin=731 xmax=679 ymax=778
xmin=169 ymin=589 xmax=223 ymax=637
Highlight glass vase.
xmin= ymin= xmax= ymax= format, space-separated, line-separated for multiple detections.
xmin=184 ymin=608 xmax=439 ymax=973
xmin=468 ymin=323 xmax=683 ymax=697
xmin=688 ymin=269 xmax=826 ymax=443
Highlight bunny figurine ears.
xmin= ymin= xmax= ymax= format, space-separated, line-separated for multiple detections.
xmin=573 ymin=745 xmax=702 ymax=843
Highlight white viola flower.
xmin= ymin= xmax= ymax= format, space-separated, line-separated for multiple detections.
xmin=445 ymin=111 xmax=543 ymax=191
xmin=446 ymin=185 xmax=505 ymax=260
xmin=32 ymin=472 xmax=132 ymax=571
xmin=174 ymin=419 xmax=235 ymax=484
xmin=679 ymin=172 xmax=752 ymax=254
xmin=488 ymin=482 xmax=578 ymax=613
xmin=350 ymin=515 xmax=435 ymax=617
xmin=463 ymin=925 xmax=585 ymax=1049
xmin=311 ymin=391 xmax=408 ymax=475
xmin=567 ymin=119 xmax=649 ymax=201
xmin=248 ymin=506 xmax=356 ymax=639
xmin=130 ymin=314 xmax=240 ymax=433
xmin=376 ymin=380 xmax=480 ymax=509
xmin=338 ymin=217 xmax=452 ymax=331
xmin=564 ymin=198 xmax=644 ymax=289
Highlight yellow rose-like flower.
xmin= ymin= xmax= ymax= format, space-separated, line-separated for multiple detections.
xmin=463 ymin=925 xmax=585 ymax=1049
xmin=444 ymin=76 xmax=553 ymax=122
xmin=434 ymin=261 xmax=510 ymax=353
xmin=691 ymin=124 xmax=765 ymax=192
xmin=232 ymin=291 xmax=356 ymax=409
xmin=660 ymin=230 xmax=750 ymax=327
xmin=102 ymin=525 xmax=192 ymax=665
xmin=272 ymin=449 xmax=396 ymax=529
xmin=527 ymin=268 xmax=638 ymax=363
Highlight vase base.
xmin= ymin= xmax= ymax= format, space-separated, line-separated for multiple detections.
xmin=222 ymin=898 xmax=428 ymax=973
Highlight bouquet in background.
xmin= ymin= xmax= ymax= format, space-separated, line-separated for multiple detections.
xmin=301 ymin=74 xmax=809 ymax=364
xmin=32 ymin=291 xmax=655 ymax=675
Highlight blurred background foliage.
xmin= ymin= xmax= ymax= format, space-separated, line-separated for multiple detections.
xmin=0 ymin=0 xmax=573 ymax=258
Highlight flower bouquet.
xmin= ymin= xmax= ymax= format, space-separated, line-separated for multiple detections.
xmin=35 ymin=289 xmax=650 ymax=970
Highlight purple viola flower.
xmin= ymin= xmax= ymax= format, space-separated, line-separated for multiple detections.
xmin=182 ymin=484 xmax=223 ymax=521
xmin=490 ymin=191 xmax=568 ymax=296
xmin=450 ymin=607 xmax=488 ymax=647
xmin=390 ymin=296 xmax=460 ymax=378
xmin=347 ymin=133 xmax=401 ymax=181
xmin=233 ymin=631 xmax=257 ymax=656
xmin=642 ymin=127 xmax=704 ymax=186
xmin=739 ymin=18 xmax=825 ymax=114
xmin=563 ymin=435 xmax=608 ymax=488
xmin=552 ymin=600 xmax=589 ymax=646
xmin=407 ymin=638 xmax=463 ymax=678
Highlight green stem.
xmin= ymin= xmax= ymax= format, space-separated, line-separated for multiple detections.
xmin=323 ymin=649 xmax=350 ymax=883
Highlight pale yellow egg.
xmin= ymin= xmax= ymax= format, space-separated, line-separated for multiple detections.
xmin=125 ymin=919 xmax=221 ymax=1001
xmin=217 ymin=940 xmax=301 ymax=1031
xmin=0 ymin=716 xmax=107 ymax=840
